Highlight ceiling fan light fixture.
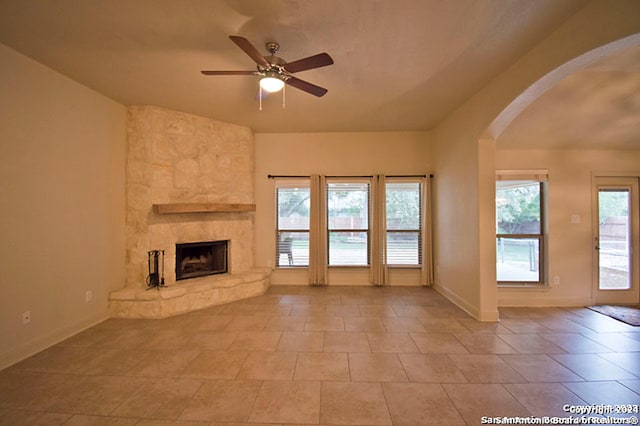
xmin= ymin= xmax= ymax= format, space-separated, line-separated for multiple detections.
xmin=259 ymin=72 xmax=285 ymax=92
xmin=202 ymin=36 xmax=332 ymax=98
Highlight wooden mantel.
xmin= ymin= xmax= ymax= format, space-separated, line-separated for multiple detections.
xmin=152 ymin=202 xmax=256 ymax=215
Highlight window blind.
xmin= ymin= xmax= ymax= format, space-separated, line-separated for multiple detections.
xmin=327 ymin=180 xmax=370 ymax=266
xmin=275 ymin=179 xmax=310 ymax=268
xmin=386 ymin=182 xmax=422 ymax=266
xmin=496 ymin=170 xmax=548 ymax=182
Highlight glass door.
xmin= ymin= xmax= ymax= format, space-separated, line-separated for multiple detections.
xmin=593 ymin=177 xmax=639 ymax=305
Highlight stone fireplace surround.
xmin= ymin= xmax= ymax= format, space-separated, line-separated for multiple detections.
xmin=109 ymin=106 xmax=270 ymax=319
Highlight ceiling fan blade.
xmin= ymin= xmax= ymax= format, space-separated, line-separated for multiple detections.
xmin=285 ymin=76 xmax=328 ymax=97
xmin=229 ymin=35 xmax=269 ymax=68
xmin=284 ymin=53 xmax=334 ymax=73
xmin=201 ymin=70 xmax=257 ymax=75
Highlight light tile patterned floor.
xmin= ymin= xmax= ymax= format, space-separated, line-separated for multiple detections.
xmin=1 ymin=285 xmax=639 ymax=425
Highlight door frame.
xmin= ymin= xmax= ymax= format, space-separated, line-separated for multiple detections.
xmin=591 ymin=175 xmax=640 ymax=305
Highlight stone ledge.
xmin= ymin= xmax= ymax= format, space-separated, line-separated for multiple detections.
xmin=109 ymin=268 xmax=271 ymax=319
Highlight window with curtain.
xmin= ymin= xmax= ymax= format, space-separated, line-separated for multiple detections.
xmin=327 ymin=181 xmax=370 ymax=266
xmin=386 ymin=181 xmax=422 ymax=266
xmin=276 ymin=180 xmax=310 ymax=267
xmin=496 ymin=176 xmax=546 ymax=285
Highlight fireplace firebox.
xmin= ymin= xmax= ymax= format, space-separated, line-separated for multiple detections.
xmin=175 ymin=240 xmax=228 ymax=281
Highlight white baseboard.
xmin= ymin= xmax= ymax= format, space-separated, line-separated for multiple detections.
xmin=433 ymin=281 xmax=499 ymax=322
xmin=0 ymin=313 xmax=108 ymax=371
xmin=498 ymin=296 xmax=592 ymax=307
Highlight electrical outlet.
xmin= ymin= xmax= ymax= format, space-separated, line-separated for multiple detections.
xmin=553 ymin=275 xmax=560 ymax=286
xmin=22 ymin=311 xmax=31 ymax=325
xmin=85 ymin=290 xmax=93 ymax=302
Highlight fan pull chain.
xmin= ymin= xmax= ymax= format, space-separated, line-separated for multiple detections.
xmin=282 ymin=84 xmax=286 ymax=109
xmin=259 ymin=85 xmax=263 ymax=111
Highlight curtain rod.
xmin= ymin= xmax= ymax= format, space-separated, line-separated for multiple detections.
xmin=268 ymin=174 xmax=433 ymax=179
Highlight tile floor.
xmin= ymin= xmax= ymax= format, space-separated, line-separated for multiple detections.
xmin=1 ymin=285 xmax=639 ymax=425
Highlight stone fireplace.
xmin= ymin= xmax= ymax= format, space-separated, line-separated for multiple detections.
xmin=176 ymin=240 xmax=228 ymax=280
xmin=109 ymin=106 xmax=270 ymax=318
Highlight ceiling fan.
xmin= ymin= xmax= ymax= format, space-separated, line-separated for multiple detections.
xmin=201 ymin=35 xmax=334 ymax=97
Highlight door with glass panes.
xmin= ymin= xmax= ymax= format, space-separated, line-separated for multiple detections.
xmin=592 ymin=177 xmax=640 ymax=305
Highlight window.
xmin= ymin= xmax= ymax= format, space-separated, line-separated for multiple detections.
xmin=327 ymin=181 xmax=370 ymax=266
xmin=496 ymin=179 xmax=545 ymax=284
xmin=273 ymin=175 xmax=432 ymax=281
xmin=386 ymin=181 xmax=421 ymax=266
xmin=276 ymin=181 xmax=310 ymax=267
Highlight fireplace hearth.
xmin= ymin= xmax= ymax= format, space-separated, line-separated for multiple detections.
xmin=176 ymin=240 xmax=228 ymax=281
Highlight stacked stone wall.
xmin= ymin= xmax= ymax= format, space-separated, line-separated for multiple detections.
xmin=125 ymin=106 xmax=255 ymax=288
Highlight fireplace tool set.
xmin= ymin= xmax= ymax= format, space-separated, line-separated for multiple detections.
xmin=146 ymin=250 xmax=165 ymax=290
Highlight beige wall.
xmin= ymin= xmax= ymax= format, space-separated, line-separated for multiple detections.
xmin=496 ymin=148 xmax=640 ymax=306
xmin=254 ymin=131 xmax=431 ymax=285
xmin=0 ymin=44 xmax=127 ymax=369
xmin=478 ymin=139 xmax=498 ymax=315
xmin=431 ymin=125 xmax=484 ymax=318
xmin=431 ymin=1 xmax=640 ymax=321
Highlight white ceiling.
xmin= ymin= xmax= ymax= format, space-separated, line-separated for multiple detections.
xmin=1 ymin=0 xmax=638 ymax=148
